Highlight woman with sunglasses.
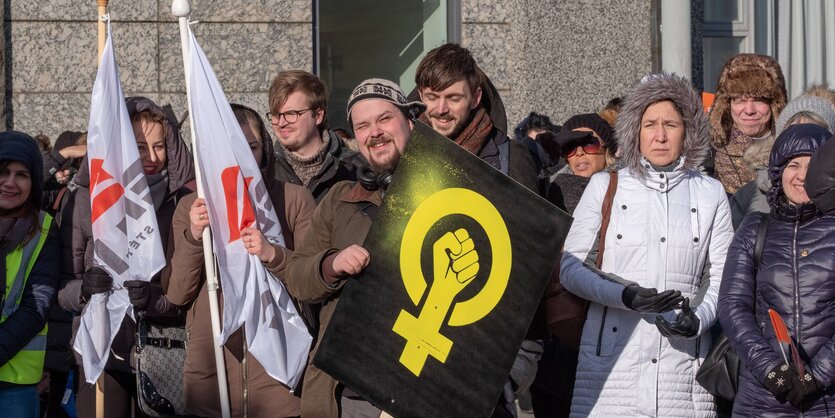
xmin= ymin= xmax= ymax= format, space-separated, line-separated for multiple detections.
xmin=559 ymin=73 xmax=733 ymax=417
xmin=546 ymin=113 xmax=618 ymax=213
xmin=531 ymin=113 xmax=617 ymax=417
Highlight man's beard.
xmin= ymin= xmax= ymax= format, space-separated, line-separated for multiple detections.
xmin=367 ymin=137 xmax=401 ymax=174
xmin=428 ymin=112 xmax=469 ymax=139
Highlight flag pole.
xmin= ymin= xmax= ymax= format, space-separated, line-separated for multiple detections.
xmin=172 ymin=1 xmax=231 ymax=417
xmin=96 ymin=0 xmax=108 ymax=63
xmin=95 ymin=3 xmax=109 ymax=416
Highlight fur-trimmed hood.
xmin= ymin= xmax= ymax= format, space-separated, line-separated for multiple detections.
xmin=615 ymin=73 xmax=710 ymax=179
xmin=708 ymin=54 xmax=787 ymax=148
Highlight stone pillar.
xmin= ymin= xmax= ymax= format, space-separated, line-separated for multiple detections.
xmin=661 ymin=0 xmax=692 ymax=80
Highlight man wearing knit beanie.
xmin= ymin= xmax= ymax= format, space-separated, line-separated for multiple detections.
xmin=286 ymin=78 xmax=421 ymax=418
xmin=708 ymin=53 xmax=787 ymax=195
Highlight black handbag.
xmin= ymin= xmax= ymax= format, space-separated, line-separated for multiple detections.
xmin=135 ymin=317 xmax=188 ymax=417
xmin=695 ymin=212 xmax=769 ymax=401
xmin=695 ymin=332 xmax=740 ymax=400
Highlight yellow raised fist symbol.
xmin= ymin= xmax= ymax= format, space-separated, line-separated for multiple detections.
xmin=392 ymin=188 xmax=511 ymax=377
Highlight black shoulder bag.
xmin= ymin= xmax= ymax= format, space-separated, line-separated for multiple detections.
xmin=695 ymin=212 xmax=769 ymax=401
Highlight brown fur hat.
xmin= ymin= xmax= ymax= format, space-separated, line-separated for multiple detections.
xmin=708 ymin=54 xmax=787 ymax=147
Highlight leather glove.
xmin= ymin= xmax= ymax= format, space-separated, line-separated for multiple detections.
xmin=656 ymin=298 xmax=700 ymax=338
xmin=81 ymin=267 xmax=113 ymax=302
xmin=621 ymin=284 xmax=683 ymax=313
xmin=124 ymin=280 xmax=151 ymax=312
xmin=764 ymin=363 xmax=804 ymax=406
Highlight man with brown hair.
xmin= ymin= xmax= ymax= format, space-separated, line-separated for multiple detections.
xmin=415 ymin=43 xmax=538 ymax=190
xmin=415 ymin=43 xmax=542 ymax=418
xmin=268 ymin=70 xmax=364 ymax=201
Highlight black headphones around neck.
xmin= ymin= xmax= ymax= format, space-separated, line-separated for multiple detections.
xmin=357 ymin=164 xmax=393 ymax=195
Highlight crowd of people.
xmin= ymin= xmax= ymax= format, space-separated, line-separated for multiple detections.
xmin=0 ymin=43 xmax=834 ymax=418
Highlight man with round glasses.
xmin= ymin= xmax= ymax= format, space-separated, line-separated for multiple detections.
xmin=267 ymin=70 xmax=365 ymax=201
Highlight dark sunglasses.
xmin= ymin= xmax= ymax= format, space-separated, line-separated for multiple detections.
xmin=563 ymin=140 xmax=604 ymax=158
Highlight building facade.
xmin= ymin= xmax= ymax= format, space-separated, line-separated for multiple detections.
xmin=2 ymin=1 xmax=832 ymax=143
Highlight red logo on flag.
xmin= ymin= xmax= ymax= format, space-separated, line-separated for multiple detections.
xmin=90 ymin=158 xmax=125 ymax=223
xmin=221 ymin=166 xmax=255 ymax=243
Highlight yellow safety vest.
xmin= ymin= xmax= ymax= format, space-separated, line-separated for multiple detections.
xmin=0 ymin=212 xmax=52 ymax=385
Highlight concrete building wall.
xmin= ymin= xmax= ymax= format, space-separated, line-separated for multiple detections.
xmin=3 ymin=0 xmax=656 ymax=141
xmin=3 ymin=0 xmax=312 ymax=142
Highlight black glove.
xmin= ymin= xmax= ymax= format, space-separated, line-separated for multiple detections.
xmin=81 ymin=267 xmax=113 ymax=302
xmin=763 ymin=363 xmax=806 ymax=406
xmin=124 ymin=280 xmax=151 ymax=312
xmin=621 ymin=284 xmax=683 ymax=313
xmin=656 ymin=298 xmax=700 ymax=338
xmin=793 ymin=370 xmax=825 ymax=409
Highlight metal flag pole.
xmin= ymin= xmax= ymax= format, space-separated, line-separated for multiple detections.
xmin=172 ymin=1 xmax=231 ymax=417
xmin=95 ymin=3 xmax=109 ymax=416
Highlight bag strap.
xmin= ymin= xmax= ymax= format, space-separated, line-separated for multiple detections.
xmin=52 ymin=187 xmax=68 ymax=211
xmin=596 ymin=171 xmax=618 ymax=268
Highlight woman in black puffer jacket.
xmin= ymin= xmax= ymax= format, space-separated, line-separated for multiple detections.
xmin=718 ymin=123 xmax=835 ymax=417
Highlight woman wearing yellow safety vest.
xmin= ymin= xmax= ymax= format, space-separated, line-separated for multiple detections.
xmin=0 ymin=131 xmax=61 ymax=417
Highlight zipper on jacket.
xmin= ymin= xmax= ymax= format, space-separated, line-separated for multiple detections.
xmin=792 ymin=220 xmax=802 ymax=348
xmin=596 ymin=307 xmax=608 ymax=356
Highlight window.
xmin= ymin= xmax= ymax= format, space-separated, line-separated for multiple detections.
xmin=701 ymin=0 xmax=775 ymax=93
xmin=317 ymin=0 xmax=458 ymax=127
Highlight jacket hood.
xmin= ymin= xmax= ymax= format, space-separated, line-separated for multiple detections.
xmin=708 ymin=54 xmax=787 ymax=148
xmin=75 ymin=96 xmax=195 ymax=194
xmin=230 ymin=103 xmax=276 ymax=184
xmin=767 ymin=123 xmax=832 ymax=219
xmin=0 ymin=131 xmax=44 ymax=209
xmin=477 ymin=68 xmax=508 ymax=134
xmin=615 ymin=73 xmax=710 ymax=179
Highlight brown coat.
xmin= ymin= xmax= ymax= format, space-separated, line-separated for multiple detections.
xmin=164 ymin=183 xmax=316 ymax=418
xmin=284 ymin=181 xmax=378 ymax=418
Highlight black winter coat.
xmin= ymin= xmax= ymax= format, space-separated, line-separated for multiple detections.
xmin=718 ymin=209 xmax=835 ymax=417
xmin=807 ymin=131 xmax=835 ymax=214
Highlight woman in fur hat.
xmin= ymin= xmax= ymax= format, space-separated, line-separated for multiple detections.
xmin=730 ymin=86 xmax=835 ymax=227
xmin=560 ymin=73 xmax=733 ymax=417
xmin=709 ymin=54 xmax=787 ymax=197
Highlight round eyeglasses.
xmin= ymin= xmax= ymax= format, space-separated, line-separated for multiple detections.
xmin=266 ymin=108 xmax=314 ymax=125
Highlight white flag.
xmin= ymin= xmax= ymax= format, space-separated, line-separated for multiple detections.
xmin=74 ymin=23 xmax=166 ymax=384
xmin=187 ymin=27 xmax=311 ymax=389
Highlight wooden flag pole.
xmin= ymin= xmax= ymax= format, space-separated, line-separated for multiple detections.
xmin=97 ymin=0 xmax=109 ymax=63
xmin=95 ymin=4 xmax=109 ymax=417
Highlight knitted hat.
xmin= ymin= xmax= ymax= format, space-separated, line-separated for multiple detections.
xmin=774 ymin=95 xmax=835 ymax=136
xmin=346 ymin=78 xmax=426 ymax=123
xmin=562 ymin=113 xmax=617 ymax=154
xmin=709 ymin=54 xmax=787 ymax=147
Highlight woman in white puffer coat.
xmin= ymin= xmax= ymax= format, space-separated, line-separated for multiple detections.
xmin=560 ymin=73 xmax=733 ymax=417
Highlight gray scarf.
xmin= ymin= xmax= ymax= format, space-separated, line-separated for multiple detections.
xmin=145 ymin=170 xmax=170 ymax=211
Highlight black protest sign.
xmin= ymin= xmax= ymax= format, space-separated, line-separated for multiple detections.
xmin=313 ymin=122 xmax=571 ymax=418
